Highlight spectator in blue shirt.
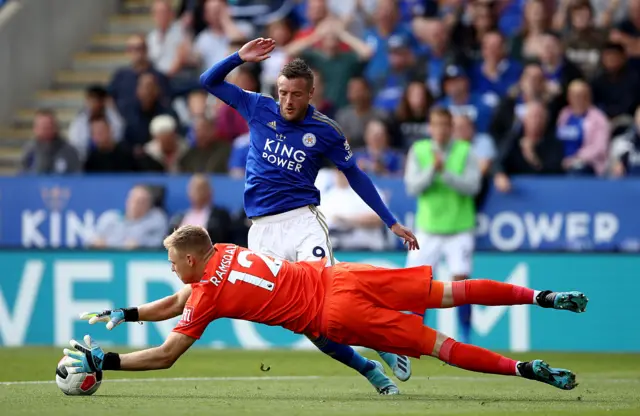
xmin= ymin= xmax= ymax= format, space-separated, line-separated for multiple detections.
xmin=538 ymin=31 xmax=584 ymax=98
xmin=371 ymin=33 xmax=425 ymax=113
xmin=437 ymin=64 xmax=494 ymax=134
xmin=413 ymin=19 xmax=467 ymax=99
xmin=363 ymin=0 xmax=418 ymax=84
xmin=354 ymin=119 xmax=404 ymax=176
xmin=470 ymin=31 xmax=523 ymax=109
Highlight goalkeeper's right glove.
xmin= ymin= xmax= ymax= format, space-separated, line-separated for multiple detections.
xmin=79 ymin=307 xmax=139 ymax=330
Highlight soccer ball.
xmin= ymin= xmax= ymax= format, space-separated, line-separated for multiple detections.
xmin=55 ymin=357 xmax=102 ymax=396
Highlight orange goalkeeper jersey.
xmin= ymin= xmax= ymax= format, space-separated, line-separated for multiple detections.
xmin=173 ymin=244 xmax=328 ymax=339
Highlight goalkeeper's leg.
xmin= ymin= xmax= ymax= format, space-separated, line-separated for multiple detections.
xmin=421 ymin=325 xmax=578 ymax=390
xmin=425 ymin=279 xmax=588 ymax=313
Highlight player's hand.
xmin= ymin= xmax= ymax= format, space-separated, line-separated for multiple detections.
xmin=63 ymin=335 xmax=105 ymax=374
xmin=391 ymin=223 xmax=419 ymax=250
xmin=238 ymin=38 xmax=276 ymax=63
xmin=80 ymin=309 xmax=125 ymax=330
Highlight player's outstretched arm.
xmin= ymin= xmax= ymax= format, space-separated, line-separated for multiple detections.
xmin=64 ymin=332 xmax=196 ymax=373
xmin=80 ymin=285 xmax=192 ymax=329
xmin=199 ymin=38 xmax=275 ymax=120
xmin=114 ymin=332 xmax=196 ymax=371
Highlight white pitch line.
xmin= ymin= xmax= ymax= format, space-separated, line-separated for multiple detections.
xmin=1 ymin=375 xmax=638 ymax=386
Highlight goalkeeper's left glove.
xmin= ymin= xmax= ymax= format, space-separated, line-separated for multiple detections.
xmin=63 ymin=335 xmax=105 ymax=374
xmin=80 ymin=307 xmax=139 ymax=330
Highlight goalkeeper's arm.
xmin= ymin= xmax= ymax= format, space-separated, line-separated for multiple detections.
xmin=81 ymin=285 xmax=192 ymax=329
xmin=138 ymin=285 xmax=192 ymax=321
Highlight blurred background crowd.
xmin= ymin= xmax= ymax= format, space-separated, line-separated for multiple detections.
xmin=5 ymin=0 xmax=640 ymax=250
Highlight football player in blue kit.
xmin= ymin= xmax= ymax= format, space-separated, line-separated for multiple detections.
xmin=199 ymin=38 xmax=419 ymax=395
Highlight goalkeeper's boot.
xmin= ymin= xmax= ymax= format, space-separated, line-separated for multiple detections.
xmin=365 ymin=360 xmax=399 ymax=395
xmin=536 ymin=291 xmax=588 ymax=313
xmin=377 ymin=352 xmax=412 ymax=382
xmin=517 ymin=360 xmax=578 ymax=390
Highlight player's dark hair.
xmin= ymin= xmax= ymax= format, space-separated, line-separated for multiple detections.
xmin=279 ymin=58 xmax=314 ymax=88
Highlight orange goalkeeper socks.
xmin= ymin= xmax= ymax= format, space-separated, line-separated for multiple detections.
xmin=451 ymin=279 xmax=535 ymax=306
xmin=439 ymin=337 xmax=518 ymax=376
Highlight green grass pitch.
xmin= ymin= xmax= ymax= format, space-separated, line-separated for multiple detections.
xmin=0 ymin=348 xmax=638 ymax=415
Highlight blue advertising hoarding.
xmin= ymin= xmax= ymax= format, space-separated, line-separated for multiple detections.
xmin=0 ymin=175 xmax=638 ymax=251
xmin=0 ymin=249 xmax=637 ymax=352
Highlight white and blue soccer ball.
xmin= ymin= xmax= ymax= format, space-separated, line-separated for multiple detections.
xmin=55 ymin=357 xmax=102 ymax=396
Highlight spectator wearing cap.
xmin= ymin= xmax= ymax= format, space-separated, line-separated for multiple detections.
xmin=538 ymin=31 xmax=584 ymax=98
xmin=21 ymin=110 xmax=81 ymax=174
xmin=353 ymin=119 xmax=404 ymax=176
xmin=437 ymin=64 xmax=494 ymax=134
xmin=412 ymin=19 xmax=466 ymax=98
xmin=335 ymin=77 xmax=389 ymax=149
xmin=470 ymin=31 xmax=523 ymax=109
xmin=490 ymin=62 xmax=563 ymax=146
xmin=591 ymin=42 xmax=640 ymax=121
xmin=493 ymin=101 xmax=564 ymax=193
xmin=562 ymin=0 xmax=609 ymax=80
xmin=122 ymin=73 xmax=179 ymax=148
xmin=84 ymin=117 xmax=137 ymax=173
xmin=108 ymin=34 xmax=171 ymax=114
xmin=611 ymin=105 xmax=640 ymax=177
xmin=168 ymin=174 xmax=232 ymax=243
xmin=179 ymin=116 xmax=231 ymax=173
xmin=371 ymin=32 xmax=425 ymax=113
xmin=363 ymin=0 xmax=418 ymax=85
xmin=609 ymin=0 xmax=640 ymax=73
xmin=138 ymin=115 xmax=189 ymax=173
xmin=67 ymin=85 xmax=124 ymax=163
xmin=285 ymin=17 xmax=373 ymax=109
xmin=556 ymin=80 xmax=610 ymax=176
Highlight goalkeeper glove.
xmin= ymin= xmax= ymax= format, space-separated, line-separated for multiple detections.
xmin=80 ymin=307 xmax=139 ymax=330
xmin=63 ymin=335 xmax=105 ymax=374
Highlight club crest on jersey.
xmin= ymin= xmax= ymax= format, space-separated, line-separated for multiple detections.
xmin=302 ymin=133 xmax=317 ymax=147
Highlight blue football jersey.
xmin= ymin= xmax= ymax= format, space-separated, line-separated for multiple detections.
xmin=205 ymin=84 xmax=355 ymax=218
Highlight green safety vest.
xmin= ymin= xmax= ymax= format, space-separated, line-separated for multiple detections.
xmin=413 ymin=139 xmax=475 ymax=234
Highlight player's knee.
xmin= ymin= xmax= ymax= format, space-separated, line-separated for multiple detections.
xmin=441 ymin=282 xmax=455 ymax=308
xmin=429 ymin=331 xmax=453 ymax=359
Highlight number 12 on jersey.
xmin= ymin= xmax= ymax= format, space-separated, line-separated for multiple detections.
xmin=227 ymin=250 xmax=282 ymax=292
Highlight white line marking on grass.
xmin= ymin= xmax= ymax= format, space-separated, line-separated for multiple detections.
xmin=1 ymin=375 xmax=639 ymax=387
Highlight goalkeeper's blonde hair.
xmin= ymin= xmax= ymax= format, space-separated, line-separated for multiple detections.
xmin=163 ymin=225 xmax=213 ymax=257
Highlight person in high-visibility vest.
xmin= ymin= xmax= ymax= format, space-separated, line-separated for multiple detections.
xmin=404 ymin=107 xmax=482 ymax=343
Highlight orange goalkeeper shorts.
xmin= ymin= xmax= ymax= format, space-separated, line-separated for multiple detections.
xmin=319 ymin=262 xmax=442 ymax=358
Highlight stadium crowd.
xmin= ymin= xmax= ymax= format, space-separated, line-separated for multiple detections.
xmin=16 ymin=0 xmax=640 ymax=249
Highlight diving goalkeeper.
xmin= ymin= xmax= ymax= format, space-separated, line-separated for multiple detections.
xmin=65 ymin=225 xmax=588 ymax=391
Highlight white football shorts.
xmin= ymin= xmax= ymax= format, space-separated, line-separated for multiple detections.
xmin=248 ymin=205 xmax=336 ymax=265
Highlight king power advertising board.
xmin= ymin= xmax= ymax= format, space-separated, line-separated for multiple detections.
xmin=0 ymin=175 xmax=639 ymax=251
xmin=1 ymin=250 xmax=637 ymax=352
